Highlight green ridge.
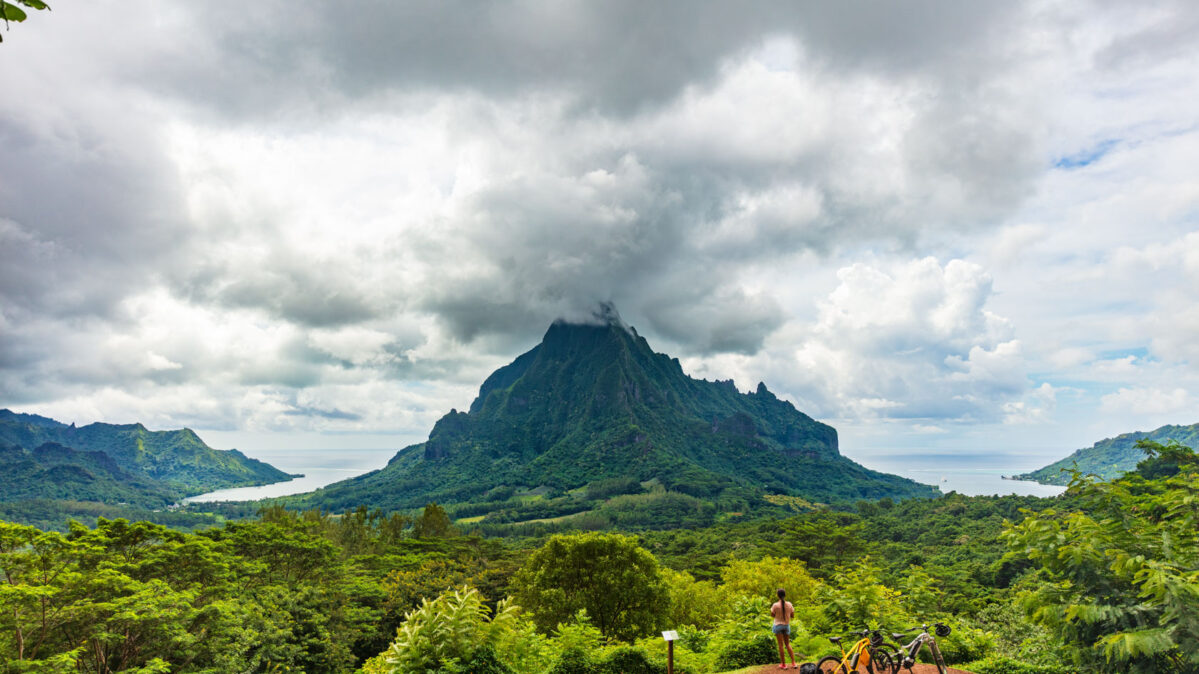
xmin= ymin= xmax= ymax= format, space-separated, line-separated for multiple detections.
xmin=0 ymin=442 xmax=179 ymax=508
xmin=0 ymin=409 xmax=293 ymax=495
xmin=1015 ymin=422 xmax=1199 ymax=485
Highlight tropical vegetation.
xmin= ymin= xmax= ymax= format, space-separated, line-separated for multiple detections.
xmin=2 ymin=441 xmax=1194 ymax=672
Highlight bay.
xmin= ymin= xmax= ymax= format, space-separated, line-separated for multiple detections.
xmin=852 ymin=453 xmax=1067 ymax=497
xmin=184 ymin=447 xmax=1067 ymax=503
xmin=183 ymin=447 xmax=397 ymax=503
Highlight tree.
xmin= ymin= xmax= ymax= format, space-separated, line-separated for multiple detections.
xmin=1003 ymin=460 xmax=1199 ymax=673
xmin=719 ymin=555 xmax=819 ymax=606
xmin=412 ymin=503 xmax=456 ymax=539
xmin=512 ymin=532 xmax=668 ymax=641
xmin=1134 ymin=439 xmax=1199 ymax=480
xmin=1 ymin=1 xmax=49 ymax=43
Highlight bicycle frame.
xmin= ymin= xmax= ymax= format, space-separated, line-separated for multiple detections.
xmin=890 ymin=626 xmax=947 ymax=674
xmin=821 ymin=634 xmax=875 ymax=673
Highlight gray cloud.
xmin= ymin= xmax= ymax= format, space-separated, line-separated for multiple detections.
xmin=3 ymin=0 xmax=1197 ymax=442
xmin=128 ymin=2 xmax=1024 ymax=119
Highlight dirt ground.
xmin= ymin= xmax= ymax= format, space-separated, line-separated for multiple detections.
xmin=738 ymin=664 xmax=973 ymax=674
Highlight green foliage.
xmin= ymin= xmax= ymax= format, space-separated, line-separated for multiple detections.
xmin=1003 ymin=458 xmax=1199 ymax=673
xmin=707 ymin=595 xmax=784 ymax=669
xmin=13 ymin=447 xmax=1175 ymax=674
xmin=413 ymin=503 xmax=458 ymax=539
xmin=661 ymin=567 xmax=729 ymax=631
xmin=897 ymin=565 xmax=943 ymax=617
xmin=936 ymin=622 xmax=995 ymax=664
xmin=547 ymin=646 xmax=601 ymax=674
xmin=719 ymin=555 xmax=819 ymax=607
xmin=0 ymin=0 xmax=48 ymax=42
xmin=513 ymin=532 xmax=668 ymax=641
xmin=585 ymin=476 xmax=645 ymax=500
xmin=713 ymin=634 xmax=776 ymax=670
xmin=971 ymin=600 xmax=1078 ymax=668
xmin=600 ymin=645 xmax=663 ymax=674
xmin=818 ymin=559 xmax=902 ymax=631
xmin=1134 ymin=439 xmax=1199 ymax=479
xmin=963 ymin=654 xmax=1074 ymax=674
xmin=378 ymin=587 xmax=505 ymax=673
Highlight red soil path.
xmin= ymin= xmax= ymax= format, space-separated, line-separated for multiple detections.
xmin=739 ymin=665 xmax=973 ymax=674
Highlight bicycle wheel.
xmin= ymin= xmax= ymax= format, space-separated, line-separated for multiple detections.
xmin=817 ymin=655 xmax=850 ymax=674
xmin=868 ymin=648 xmax=895 ymax=674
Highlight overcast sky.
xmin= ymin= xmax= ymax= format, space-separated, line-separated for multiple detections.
xmin=2 ymin=1 xmax=1198 ymax=467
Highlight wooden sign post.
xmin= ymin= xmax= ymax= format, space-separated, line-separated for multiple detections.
xmin=662 ymin=630 xmax=678 ymax=674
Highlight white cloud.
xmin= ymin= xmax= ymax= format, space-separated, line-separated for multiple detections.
xmin=1002 ymin=382 xmax=1058 ymax=424
xmin=1100 ymin=387 xmax=1193 ymax=416
xmin=732 ymin=257 xmax=1035 ymax=424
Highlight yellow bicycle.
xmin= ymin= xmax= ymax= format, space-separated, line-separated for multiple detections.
xmin=816 ymin=629 xmax=893 ymax=674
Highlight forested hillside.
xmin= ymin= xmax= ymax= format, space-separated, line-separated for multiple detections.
xmin=0 ymin=409 xmax=293 ymax=494
xmin=4 ymin=444 xmax=1195 ymax=673
xmin=1016 ymin=421 xmax=1199 ymax=484
xmin=0 ymin=442 xmax=177 ymax=507
xmin=0 ymin=410 xmax=295 ymax=530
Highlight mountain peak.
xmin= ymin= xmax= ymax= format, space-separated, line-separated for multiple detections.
xmin=591 ymin=301 xmax=626 ymax=328
xmin=551 ymin=301 xmax=632 ymax=332
xmin=302 ymin=312 xmax=939 ymax=512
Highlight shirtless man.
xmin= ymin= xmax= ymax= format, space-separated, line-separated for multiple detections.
xmin=771 ymin=588 xmax=796 ymax=670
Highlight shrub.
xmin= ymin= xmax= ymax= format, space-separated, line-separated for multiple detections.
xmin=935 ymin=622 xmax=995 ymax=664
xmin=964 ymin=654 xmax=1074 ymax=674
xmin=634 ymin=633 xmax=709 ymax=674
xmin=547 ymin=646 xmax=601 ymax=674
xmin=601 ymin=645 xmax=663 ymax=674
xmin=372 ymin=587 xmax=552 ymax=674
xmin=713 ymin=634 xmax=777 ymax=670
xmin=707 ymin=596 xmax=780 ymax=669
xmin=443 ymin=643 xmax=514 ymax=674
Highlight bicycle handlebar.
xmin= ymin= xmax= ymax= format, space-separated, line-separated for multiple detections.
xmin=879 ymin=623 xmax=948 ymax=634
xmin=828 ymin=628 xmax=875 ymax=642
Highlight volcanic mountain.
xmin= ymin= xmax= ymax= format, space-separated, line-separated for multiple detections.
xmin=302 ymin=309 xmax=937 ymax=513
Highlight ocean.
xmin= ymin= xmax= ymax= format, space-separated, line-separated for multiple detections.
xmin=183 ymin=447 xmax=1067 ymax=503
xmin=850 ymin=453 xmax=1067 ymax=497
xmin=182 ymin=447 xmax=398 ymax=503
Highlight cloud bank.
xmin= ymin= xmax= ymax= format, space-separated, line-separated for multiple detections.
xmin=2 ymin=1 xmax=1198 ymax=456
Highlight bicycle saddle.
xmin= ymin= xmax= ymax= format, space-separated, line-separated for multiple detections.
xmin=828 ymin=636 xmax=842 ymax=644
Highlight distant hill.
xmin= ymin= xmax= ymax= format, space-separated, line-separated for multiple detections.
xmin=0 ymin=409 xmax=293 ymax=495
xmin=297 ymin=306 xmax=937 ymax=516
xmin=1015 ymin=422 xmax=1199 ymax=485
xmin=0 ymin=442 xmax=179 ymax=508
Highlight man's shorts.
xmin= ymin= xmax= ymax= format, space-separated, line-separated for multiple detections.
xmin=772 ymin=624 xmax=791 ymax=636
